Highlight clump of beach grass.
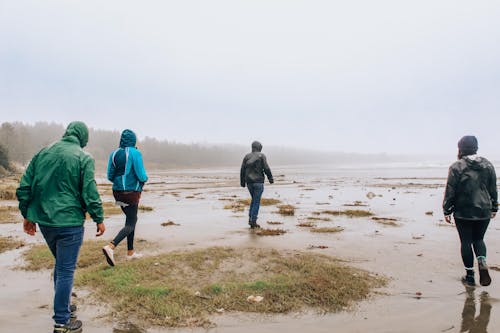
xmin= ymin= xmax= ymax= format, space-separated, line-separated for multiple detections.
xmin=307 ymin=216 xmax=332 ymax=222
xmin=319 ymin=209 xmax=373 ymax=218
xmin=371 ymin=217 xmax=400 ymax=226
xmin=297 ymin=222 xmax=316 ymax=228
xmin=255 ymin=228 xmax=287 ymax=236
xmin=100 ymin=201 xmax=123 ymax=217
xmin=0 ymin=205 xmax=21 ymax=224
xmin=161 ymin=221 xmax=180 ymax=227
xmin=0 ymin=188 xmax=16 ymax=200
xmin=72 ymin=247 xmax=385 ymax=327
xmin=139 ymin=205 xmax=154 ymax=211
xmin=342 ymin=201 xmax=368 ymax=207
xmin=277 ymin=204 xmax=295 ymax=216
xmin=224 ymin=198 xmax=281 ymax=213
xmin=0 ymin=176 xmax=19 ymax=200
xmin=223 ymin=202 xmax=246 ymax=212
xmin=266 ymin=221 xmax=283 ymax=225
xmin=0 ymin=236 xmax=24 ymax=254
xmin=310 ymin=227 xmax=344 ymax=233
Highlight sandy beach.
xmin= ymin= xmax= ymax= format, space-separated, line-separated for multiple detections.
xmin=1 ymin=163 xmax=499 ymax=333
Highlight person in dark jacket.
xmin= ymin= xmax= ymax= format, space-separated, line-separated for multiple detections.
xmin=443 ymin=135 xmax=498 ymax=287
xmin=17 ymin=121 xmax=105 ymax=333
xmin=240 ymin=141 xmax=274 ymax=228
xmin=102 ymin=129 xmax=148 ymax=266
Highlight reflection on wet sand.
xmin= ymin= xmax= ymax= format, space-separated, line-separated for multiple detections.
xmin=461 ymin=289 xmax=491 ymax=333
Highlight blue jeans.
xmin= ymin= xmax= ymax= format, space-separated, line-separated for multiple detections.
xmin=39 ymin=225 xmax=84 ymax=325
xmin=247 ymin=182 xmax=264 ymax=224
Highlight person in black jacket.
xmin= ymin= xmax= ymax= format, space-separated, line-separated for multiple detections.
xmin=240 ymin=141 xmax=274 ymax=228
xmin=443 ymin=135 xmax=498 ymax=287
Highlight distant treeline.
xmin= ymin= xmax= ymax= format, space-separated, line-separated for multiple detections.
xmin=0 ymin=121 xmax=405 ymax=169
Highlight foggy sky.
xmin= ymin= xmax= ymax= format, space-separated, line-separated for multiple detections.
xmin=1 ymin=0 xmax=499 ymax=156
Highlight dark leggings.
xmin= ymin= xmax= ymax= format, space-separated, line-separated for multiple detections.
xmin=455 ymin=218 xmax=490 ymax=269
xmin=111 ymin=204 xmax=138 ymax=251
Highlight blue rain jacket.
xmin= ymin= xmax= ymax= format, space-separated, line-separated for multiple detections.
xmin=107 ymin=129 xmax=148 ymax=191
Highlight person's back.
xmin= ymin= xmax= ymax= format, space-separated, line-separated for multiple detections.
xmin=444 ymin=155 xmax=497 ymax=221
xmin=240 ymin=141 xmax=273 ymax=186
xmin=107 ymin=129 xmax=147 ymax=192
xmin=17 ymin=121 xmax=103 ymax=226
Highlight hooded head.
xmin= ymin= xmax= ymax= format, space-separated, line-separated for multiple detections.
xmin=63 ymin=121 xmax=89 ymax=148
xmin=251 ymin=141 xmax=263 ymax=152
xmin=458 ymin=135 xmax=478 ymax=159
xmin=119 ymin=129 xmax=137 ymax=148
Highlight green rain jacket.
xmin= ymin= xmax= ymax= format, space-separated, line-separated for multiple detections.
xmin=16 ymin=121 xmax=104 ymax=227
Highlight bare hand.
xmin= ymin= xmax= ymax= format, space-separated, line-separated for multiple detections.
xmin=23 ymin=219 xmax=36 ymax=236
xmin=492 ymin=212 xmax=497 ymax=219
xmin=96 ymin=223 xmax=106 ymax=237
xmin=444 ymin=215 xmax=452 ymax=224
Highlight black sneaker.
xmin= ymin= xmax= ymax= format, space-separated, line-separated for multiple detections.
xmin=462 ymin=275 xmax=476 ymax=287
xmin=53 ymin=320 xmax=82 ymax=333
xmin=250 ymin=223 xmax=261 ymax=229
xmin=478 ymin=260 xmax=492 ymax=286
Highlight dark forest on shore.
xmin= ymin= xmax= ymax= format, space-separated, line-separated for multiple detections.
xmin=0 ymin=121 xmax=428 ymax=171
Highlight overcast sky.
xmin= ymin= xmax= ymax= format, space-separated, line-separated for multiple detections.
xmin=1 ymin=0 xmax=499 ymax=156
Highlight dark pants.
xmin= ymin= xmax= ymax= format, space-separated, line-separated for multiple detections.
xmin=111 ymin=204 xmax=138 ymax=251
xmin=455 ymin=218 xmax=490 ymax=269
xmin=247 ymin=182 xmax=264 ymax=224
xmin=39 ymin=225 xmax=84 ymax=325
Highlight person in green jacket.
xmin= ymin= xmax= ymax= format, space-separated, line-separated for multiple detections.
xmin=16 ymin=121 xmax=106 ymax=333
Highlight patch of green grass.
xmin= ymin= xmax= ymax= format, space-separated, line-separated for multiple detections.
xmin=21 ymin=239 xmax=155 ymax=271
xmin=21 ymin=244 xmax=54 ymax=270
xmin=74 ymin=247 xmax=385 ymax=327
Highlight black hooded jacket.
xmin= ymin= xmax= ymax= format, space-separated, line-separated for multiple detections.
xmin=443 ymin=155 xmax=498 ymax=220
xmin=240 ymin=141 xmax=273 ymax=186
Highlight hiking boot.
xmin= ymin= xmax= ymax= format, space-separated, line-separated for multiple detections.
xmin=478 ymin=260 xmax=492 ymax=286
xmin=462 ymin=275 xmax=476 ymax=287
xmin=126 ymin=252 xmax=143 ymax=260
xmin=53 ymin=320 xmax=82 ymax=333
xmin=102 ymin=245 xmax=115 ymax=266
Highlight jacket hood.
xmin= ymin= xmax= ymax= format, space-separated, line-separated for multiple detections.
xmin=119 ymin=129 xmax=137 ymax=148
xmin=63 ymin=121 xmax=89 ymax=148
xmin=251 ymin=141 xmax=262 ymax=152
xmin=464 ymin=155 xmax=487 ymax=170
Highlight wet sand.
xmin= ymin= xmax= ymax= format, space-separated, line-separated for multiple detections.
xmin=1 ymin=164 xmax=499 ymax=332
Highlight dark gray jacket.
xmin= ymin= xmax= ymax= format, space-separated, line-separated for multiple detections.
xmin=443 ymin=155 xmax=498 ymax=220
xmin=240 ymin=142 xmax=273 ymax=186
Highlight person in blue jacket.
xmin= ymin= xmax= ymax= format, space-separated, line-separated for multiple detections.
xmin=102 ymin=129 xmax=148 ymax=266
